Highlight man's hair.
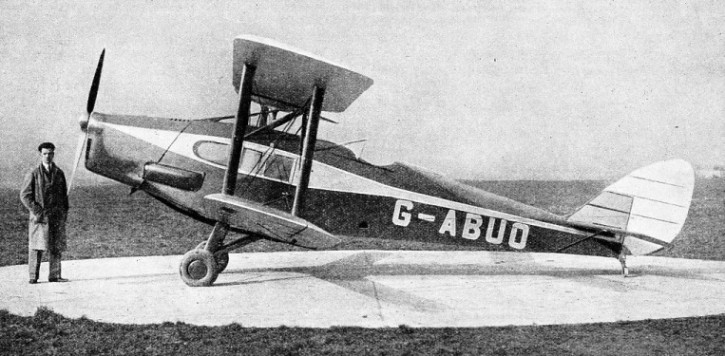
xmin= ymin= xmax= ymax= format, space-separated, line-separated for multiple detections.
xmin=37 ymin=142 xmax=55 ymax=152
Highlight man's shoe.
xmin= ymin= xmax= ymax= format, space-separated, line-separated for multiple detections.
xmin=48 ymin=277 xmax=69 ymax=283
xmin=29 ymin=279 xmax=37 ymax=284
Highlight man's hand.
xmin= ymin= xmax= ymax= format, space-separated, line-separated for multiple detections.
xmin=31 ymin=210 xmax=47 ymax=224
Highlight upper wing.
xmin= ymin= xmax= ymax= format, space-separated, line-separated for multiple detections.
xmin=203 ymin=193 xmax=340 ymax=249
xmin=232 ymin=34 xmax=374 ymax=113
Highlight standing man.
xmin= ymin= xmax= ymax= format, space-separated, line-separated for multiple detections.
xmin=20 ymin=142 xmax=70 ymax=284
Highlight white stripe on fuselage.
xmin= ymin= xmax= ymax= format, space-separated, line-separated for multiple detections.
xmin=105 ymin=123 xmax=588 ymax=236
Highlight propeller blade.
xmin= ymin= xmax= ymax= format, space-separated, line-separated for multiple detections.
xmin=67 ymin=133 xmax=87 ymax=194
xmin=71 ymin=49 xmax=104 ymax=194
xmin=86 ymin=49 xmax=105 ymax=114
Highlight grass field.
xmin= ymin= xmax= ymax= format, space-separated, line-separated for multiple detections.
xmin=1 ymin=178 xmax=723 ymax=355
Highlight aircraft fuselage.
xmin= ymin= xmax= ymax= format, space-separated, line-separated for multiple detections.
xmin=84 ymin=112 xmax=619 ymax=257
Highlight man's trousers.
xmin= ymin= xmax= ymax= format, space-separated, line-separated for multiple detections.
xmin=28 ymin=249 xmax=61 ymax=281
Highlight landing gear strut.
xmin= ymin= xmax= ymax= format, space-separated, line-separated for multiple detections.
xmin=618 ymin=250 xmax=629 ymax=277
xmin=195 ymin=241 xmax=229 ymax=274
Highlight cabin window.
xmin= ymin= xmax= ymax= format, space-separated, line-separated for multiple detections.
xmin=248 ymin=115 xmax=261 ymax=127
xmin=194 ymin=141 xmax=228 ymax=166
xmin=193 ymin=141 xmax=263 ymax=173
xmin=240 ymin=148 xmax=263 ymax=173
xmin=263 ymin=154 xmax=294 ymax=182
xmin=193 ymin=141 xmax=294 ymax=182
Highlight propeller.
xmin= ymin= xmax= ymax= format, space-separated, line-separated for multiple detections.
xmin=68 ymin=49 xmax=105 ymax=194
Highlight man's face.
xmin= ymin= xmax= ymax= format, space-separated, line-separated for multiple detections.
xmin=40 ymin=148 xmax=55 ymax=165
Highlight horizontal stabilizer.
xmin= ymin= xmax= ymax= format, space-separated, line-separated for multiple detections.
xmin=568 ymin=159 xmax=695 ymax=255
xmin=204 ymin=193 xmax=340 ymax=249
xmin=233 ymin=35 xmax=374 ymax=113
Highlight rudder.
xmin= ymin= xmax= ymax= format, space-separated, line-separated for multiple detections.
xmin=567 ymin=159 xmax=695 ymax=255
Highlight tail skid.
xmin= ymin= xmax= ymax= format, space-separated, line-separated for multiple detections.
xmin=567 ymin=159 xmax=695 ymax=255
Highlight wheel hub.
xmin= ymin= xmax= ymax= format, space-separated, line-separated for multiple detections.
xmin=188 ymin=260 xmax=208 ymax=280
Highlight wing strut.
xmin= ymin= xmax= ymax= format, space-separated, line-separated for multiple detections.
xmin=291 ymin=85 xmax=325 ymax=216
xmin=204 ymin=62 xmax=256 ymax=255
xmin=223 ymin=63 xmax=256 ymax=196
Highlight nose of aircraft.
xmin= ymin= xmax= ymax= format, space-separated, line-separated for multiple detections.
xmin=69 ymin=49 xmax=105 ymax=194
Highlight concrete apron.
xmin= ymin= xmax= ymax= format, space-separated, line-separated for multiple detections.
xmin=1 ymin=250 xmax=725 ymax=327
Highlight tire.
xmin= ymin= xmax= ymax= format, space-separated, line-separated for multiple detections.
xmin=195 ymin=241 xmax=229 ymax=274
xmin=179 ymin=249 xmax=218 ymax=287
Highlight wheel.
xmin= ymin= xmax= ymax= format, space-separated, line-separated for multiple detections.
xmin=195 ymin=241 xmax=229 ymax=274
xmin=179 ymin=249 xmax=218 ymax=287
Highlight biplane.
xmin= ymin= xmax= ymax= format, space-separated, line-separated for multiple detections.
xmin=69 ymin=35 xmax=695 ymax=286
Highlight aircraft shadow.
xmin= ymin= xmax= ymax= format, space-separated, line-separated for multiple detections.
xmin=223 ymin=251 xmax=723 ymax=281
xmin=215 ymin=252 xmax=725 ymax=311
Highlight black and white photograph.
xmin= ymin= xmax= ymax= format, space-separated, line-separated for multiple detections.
xmin=1 ymin=1 xmax=724 ymax=354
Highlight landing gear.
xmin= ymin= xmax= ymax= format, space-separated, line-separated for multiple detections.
xmin=179 ymin=222 xmax=229 ymax=287
xmin=179 ymin=249 xmax=218 ymax=287
xmin=179 ymin=222 xmax=258 ymax=287
xmin=214 ymin=251 xmax=230 ymax=274
xmin=618 ymin=251 xmax=629 ymax=277
xmin=180 ymin=246 xmax=228 ymax=287
xmin=196 ymin=241 xmax=230 ymax=274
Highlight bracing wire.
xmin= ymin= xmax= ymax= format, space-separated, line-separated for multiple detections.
xmin=236 ymin=111 xmax=301 ymax=202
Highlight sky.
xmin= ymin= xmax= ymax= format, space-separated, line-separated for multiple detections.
xmin=1 ymin=0 xmax=723 ymax=187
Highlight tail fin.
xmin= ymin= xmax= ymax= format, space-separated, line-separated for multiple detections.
xmin=567 ymin=159 xmax=695 ymax=255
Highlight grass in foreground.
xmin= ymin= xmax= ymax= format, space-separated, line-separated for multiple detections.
xmin=1 ymin=308 xmax=724 ymax=356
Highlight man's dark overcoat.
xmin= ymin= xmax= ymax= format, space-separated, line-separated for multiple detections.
xmin=20 ymin=164 xmax=69 ymax=252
